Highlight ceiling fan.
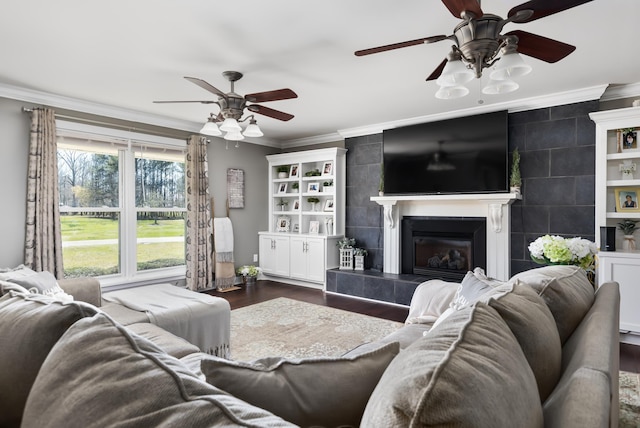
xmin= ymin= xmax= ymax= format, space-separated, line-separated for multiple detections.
xmin=355 ymin=0 xmax=592 ymax=99
xmin=154 ymin=71 xmax=297 ymax=140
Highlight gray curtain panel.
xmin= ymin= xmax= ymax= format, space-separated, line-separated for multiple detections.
xmin=185 ymin=135 xmax=213 ymax=291
xmin=24 ymin=108 xmax=64 ymax=279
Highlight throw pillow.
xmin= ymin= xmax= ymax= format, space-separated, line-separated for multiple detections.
xmin=0 ymin=291 xmax=98 ymax=427
xmin=200 ymin=342 xmax=400 ymax=427
xmin=361 ymin=302 xmax=543 ymax=427
xmin=479 ymin=281 xmax=562 ymax=401
xmin=0 ymin=267 xmax=73 ymax=302
xmin=448 ymin=270 xmax=498 ymax=310
xmin=405 ymin=279 xmax=459 ymax=324
xmin=22 ymin=313 xmax=296 ymax=428
xmin=510 ymin=265 xmax=595 ymax=343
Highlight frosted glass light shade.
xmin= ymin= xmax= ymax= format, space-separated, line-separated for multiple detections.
xmin=243 ymin=121 xmax=263 ymax=137
xmin=435 ymin=85 xmax=469 ymax=99
xmin=436 ymin=59 xmax=474 ymax=87
xmin=220 ymin=118 xmax=242 ymax=133
xmin=482 ymin=79 xmax=519 ymax=95
xmin=200 ymin=120 xmax=222 ymax=136
xmin=224 ymin=131 xmax=245 ymax=141
xmin=490 ymin=52 xmax=532 ymax=81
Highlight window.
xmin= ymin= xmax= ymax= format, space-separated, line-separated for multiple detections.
xmin=57 ymin=121 xmax=186 ymax=285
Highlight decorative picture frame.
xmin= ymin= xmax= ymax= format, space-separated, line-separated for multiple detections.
xmin=308 ymin=220 xmax=320 ymax=234
xmin=621 ymin=130 xmax=638 ymax=152
xmin=292 ymin=199 xmax=300 ymax=211
xmin=323 ymin=199 xmax=334 ymax=211
xmin=278 ymin=183 xmax=288 ymax=194
xmin=322 ymin=161 xmax=333 ymax=176
xmin=307 ymin=182 xmax=320 ymax=193
xmin=615 ymin=188 xmax=640 ymax=212
xmin=293 ymin=223 xmax=300 ymax=233
xmin=289 ymin=164 xmax=299 ymax=178
xmin=276 ymin=216 xmax=291 ymax=232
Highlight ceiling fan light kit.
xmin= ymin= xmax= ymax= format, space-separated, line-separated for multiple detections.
xmin=355 ymin=0 xmax=591 ymax=100
xmin=156 ymin=71 xmax=297 ymax=144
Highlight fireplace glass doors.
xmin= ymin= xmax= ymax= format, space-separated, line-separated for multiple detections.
xmin=402 ymin=217 xmax=486 ymax=282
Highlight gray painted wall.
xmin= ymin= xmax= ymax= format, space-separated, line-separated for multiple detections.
xmin=0 ymin=96 xmax=278 ymax=274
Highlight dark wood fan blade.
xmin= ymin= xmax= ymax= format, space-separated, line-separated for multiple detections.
xmin=355 ymin=35 xmax=448 ymax=57
xmin=247 ymin=104 xmax=294 ymax=121
xmin=506 ymin=30 xmax=576 ymax=63
xmin=426 ymin=58 xmax=448 ymax=81
xmin=508 ymin=0 xmax=592 ymax=23
xmin=184 ymin=76 xmax=227 ymax=98
xmin=245 ymin=88 xmax=298 ymax=103
xmin=441 ymin=0 xmax=483 ymax=18
xmin=153 ymin=100 xmax=217 ymax=104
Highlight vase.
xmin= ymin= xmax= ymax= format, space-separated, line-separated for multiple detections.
xmin=310 ymin=202 xmax=316 ymax=211
xmin=278 ymin=172 xmax=288 ymax=179
xmin=242 ymin=276 xmax=256 ymax=286
xmin=623 ymin=235 xmax=636 ymax=251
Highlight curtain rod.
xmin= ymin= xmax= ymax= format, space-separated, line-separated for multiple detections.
xmin=21 ymin=106 xmax=189 ymax=140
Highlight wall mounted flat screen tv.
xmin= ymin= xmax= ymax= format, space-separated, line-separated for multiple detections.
xmin=383 ymin=110 xmax=509 ymax=195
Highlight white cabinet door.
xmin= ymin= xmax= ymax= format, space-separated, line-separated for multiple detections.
xmin=598 ymin=252 xmax=640 ymax=333
xmin=289 ymin=236 xmax=326 ymax=282
xmin=259 ymin=235 xmax=290 ymax=277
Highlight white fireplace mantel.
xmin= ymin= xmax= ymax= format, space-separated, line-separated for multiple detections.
xmin=371 ymin=193 xmax=520 ymax=280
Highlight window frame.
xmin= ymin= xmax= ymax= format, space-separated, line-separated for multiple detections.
xmin=56 ymin=120 xmax=187 ymax=289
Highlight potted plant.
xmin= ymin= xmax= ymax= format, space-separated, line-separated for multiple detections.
xmin=276 ymin=199 xmax=289 ymax=211
xmin=353 ymin=247 xmax=368 ymax=270
xmin=322 ymin=181 xmax=333 ymax=193
xmin=618 ymin=219 xmax=639 ymax=250
xmin=307 ymin=196 xmax=320 ymax=211
xmin=291 ymin=182 xmax=299 ymax=193
xmin=277 ymin=165 xmax=289 ymax=179
xmin=236 ymin=265 xmax=261 ymax=285
xmin=305 ymin=168 xmax=321 ymax=177
xmin=510 ymin=148 xmax=521 ymax=195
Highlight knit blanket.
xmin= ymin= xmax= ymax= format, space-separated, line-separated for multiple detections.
xmin=213 ymin=217 xmax=235 ymax=290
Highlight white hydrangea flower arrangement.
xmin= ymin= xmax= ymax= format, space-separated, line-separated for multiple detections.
xmin=236 ymin=265 xmax=261 ymax=277
xmin=528 ymin=235 xmax=597 ymax=270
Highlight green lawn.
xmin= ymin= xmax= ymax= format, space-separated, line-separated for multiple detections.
xmin=61 ymin=215 xmax=185 ymax=277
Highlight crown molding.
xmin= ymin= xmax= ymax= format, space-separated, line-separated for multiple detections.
xmin=599 ymin=82 xmax=640 ymax=102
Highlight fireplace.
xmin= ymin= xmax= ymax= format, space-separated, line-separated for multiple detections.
xmin=402 ymin=217 xmax=486 ymax=282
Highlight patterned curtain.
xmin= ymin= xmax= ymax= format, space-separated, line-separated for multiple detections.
xmin=185 ymin=135 xmax=213 ymax=291
xmin=24 ymin=108 xmax=64 ymax=278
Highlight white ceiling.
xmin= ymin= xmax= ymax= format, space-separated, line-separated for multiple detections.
xmin=1 ymin=0 xmax=638 ymax=146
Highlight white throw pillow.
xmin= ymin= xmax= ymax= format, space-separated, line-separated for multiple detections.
xmin=405 ymin=279 xmax=459 ymax=325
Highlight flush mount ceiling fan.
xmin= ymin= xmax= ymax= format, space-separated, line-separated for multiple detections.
xmin=355 ymin=0 xmax=592 ymax=99
xmin=154 ymin=71 xmax=297 ymax=140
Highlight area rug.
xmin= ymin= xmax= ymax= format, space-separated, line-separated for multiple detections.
xmin=229 ymin=297 xmax=403 ymax=361
xmin=620 ymin=371 xmax=640 ymax=427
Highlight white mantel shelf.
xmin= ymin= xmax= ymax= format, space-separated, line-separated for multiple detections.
xmin=370 ymin=192 xmax=521 ymax=280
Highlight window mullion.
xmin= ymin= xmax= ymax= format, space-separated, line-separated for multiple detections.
xmin=120 ymin=147 xmax=137 ymax=279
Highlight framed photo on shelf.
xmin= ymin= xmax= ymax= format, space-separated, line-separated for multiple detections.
xmin=276 ymin=216 xmax=291 ymax=232
xmin=323 ymin=199 xmax=334 ymax=211
xmin=307 ymin=182 xmax=320 ymax=193
xmin=621 ymin=129 xmax=638 ymax=152
xmin=293 ymin=223 xmax=299 ymax=233
xmin=322 ymin=161 xmax=333 ymax=176
xmin=278 ymin=183 xmax=288 ymax=194
xmin=289 ymin=164 xmax=299 ymax=178
xmin=309 ymin=220 xmax=320 ymax=235
xmin=292 ymin=200 xmax=300 ymax=211
xmin=615 ymin=188 xmax=640 ymax=212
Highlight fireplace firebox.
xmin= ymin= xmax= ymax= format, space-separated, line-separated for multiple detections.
xmin=401 ymin=216 xmax=486 ymax=282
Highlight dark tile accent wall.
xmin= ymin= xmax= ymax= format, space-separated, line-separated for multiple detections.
xmin=326 ymin=269 xmax=424 ymax=306
xmin=340 ymin=100 xmax=599 ymax=304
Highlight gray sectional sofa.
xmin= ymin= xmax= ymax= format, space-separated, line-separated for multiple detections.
xmin=0 ymin=264 xmax=620 ymax=427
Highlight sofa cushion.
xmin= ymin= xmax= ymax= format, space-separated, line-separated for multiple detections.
xmin=510 ymin=265 xmax=595 ymax=343
xmin=360 ymin=302 xmax=543 ymax=428
xmin=479 ymin=281 xmax=562 ymax=401
xmin=127 ymin=321 xmax=201 ymax=359
xmin=405 ymin=279 xmax=459 ymax=324
xmin=201 ymin=342 xmax=400 ymax=427
xmin=21 ymin=313 xmax=296 ymax=428
xmin=449 ymin=270 xmax=498 ymax=310
xmin=0 ymin=291 xmax=98 ymax=427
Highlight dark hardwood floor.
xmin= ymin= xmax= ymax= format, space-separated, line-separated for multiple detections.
xmin=208 ymin=280 xmax=639 ymax=373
